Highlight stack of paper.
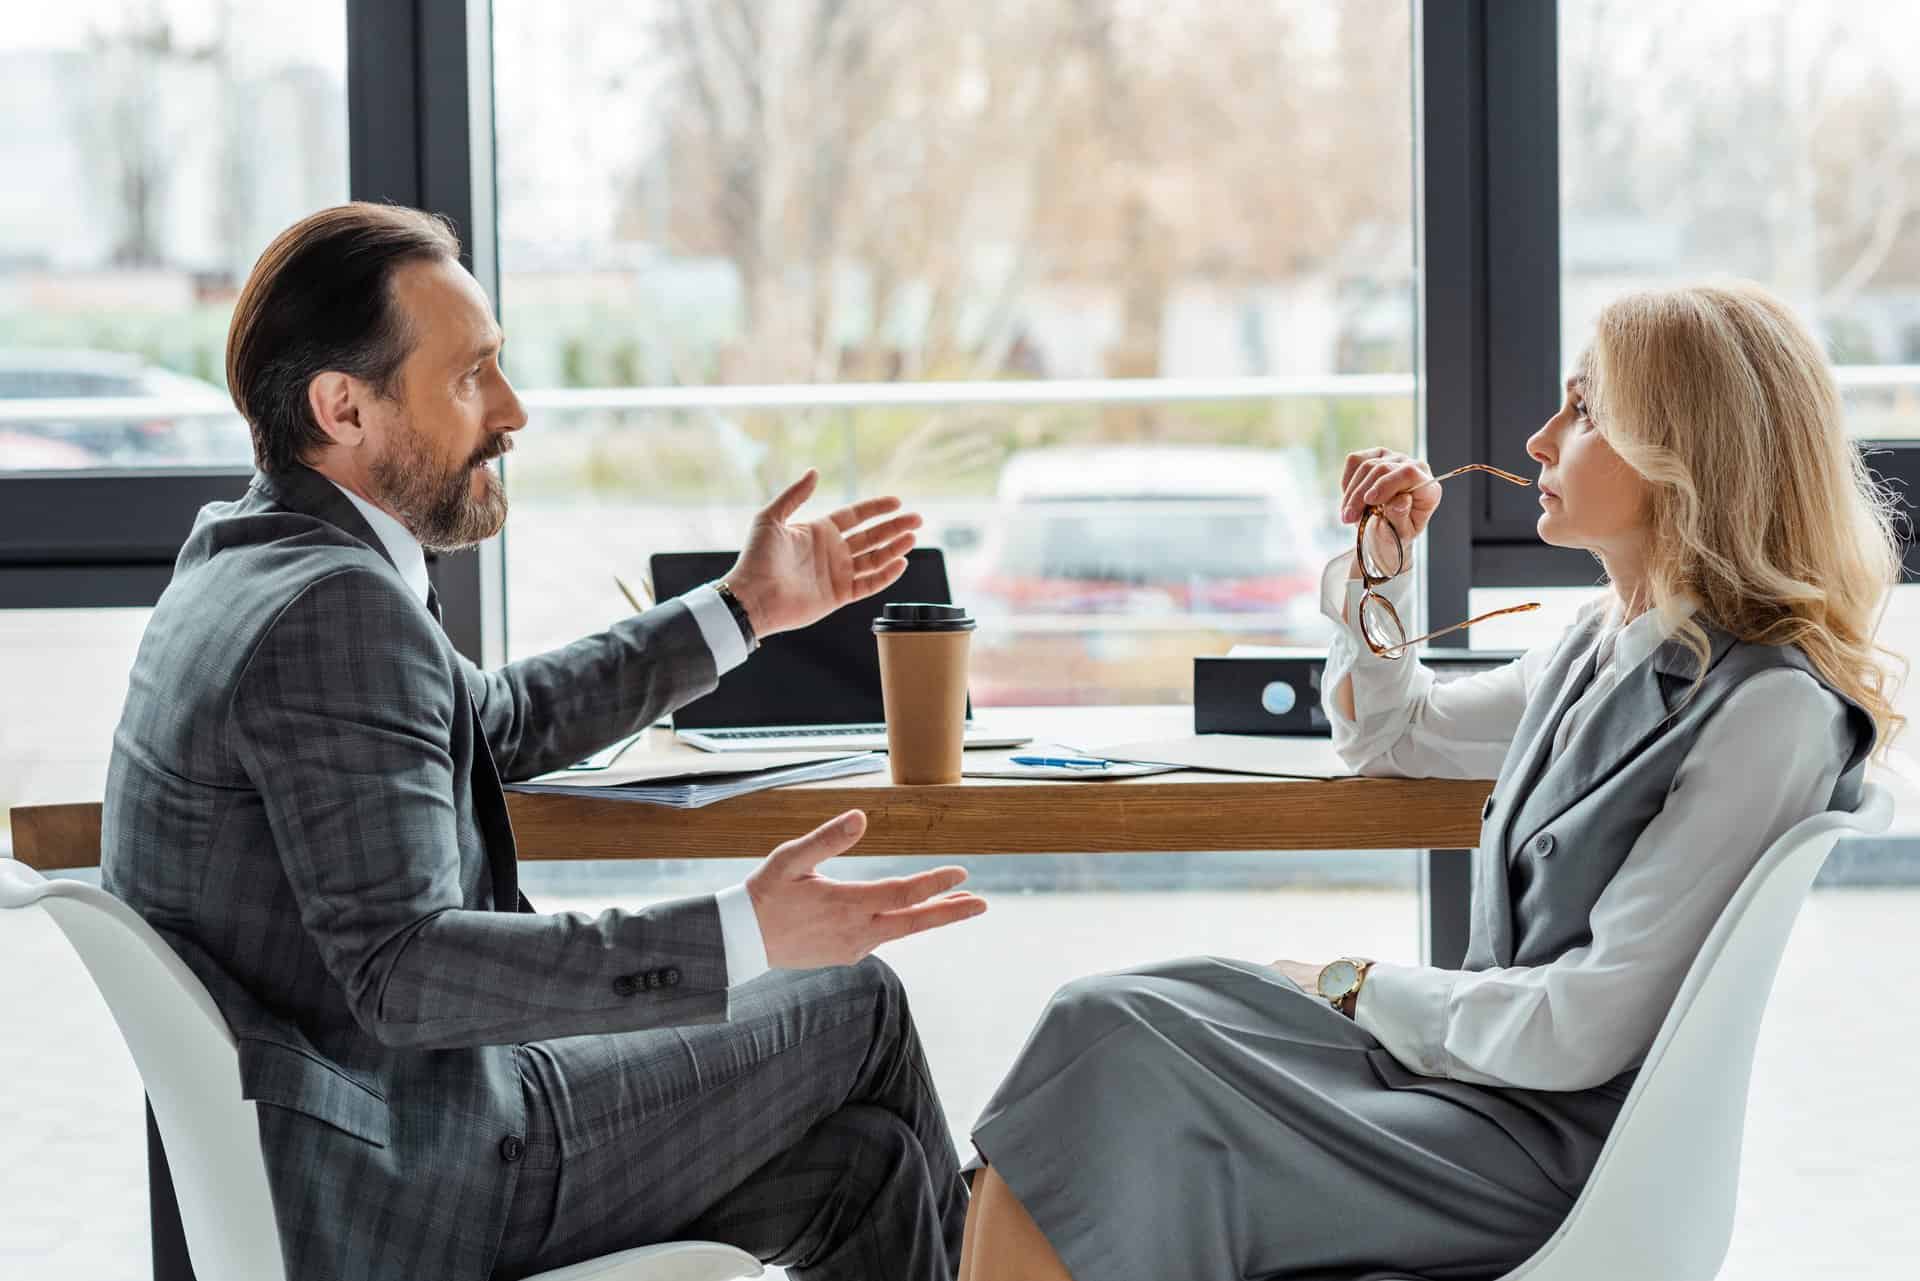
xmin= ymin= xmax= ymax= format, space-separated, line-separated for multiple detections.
xmin=1086 ymin=735 xmax=1352 ymax=779
xmin=507 ymin=751 xmax=885 ymax=809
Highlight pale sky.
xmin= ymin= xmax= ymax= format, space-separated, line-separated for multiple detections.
xmin=0 ymin=0 xmax=346 ymax=79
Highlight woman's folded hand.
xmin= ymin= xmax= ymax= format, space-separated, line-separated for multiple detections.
xmin=1269 ymin=958 xmax=1325 ymax=994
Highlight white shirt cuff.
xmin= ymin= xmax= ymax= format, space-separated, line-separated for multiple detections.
xmin=1352 ymin=960 xmax=1454 ymax=1077
xmin=1318 ymin=549 xmax=1359 ymax=623
xmin=713 ymin=883 xmax=770 ymax=987
xmin=681 ymin=584 xmax=751 ymax=676
xmin=1317 ymin=551 xmax=1428 ymax=770
xmin=1317 ymin=548 xmax=1417 ymax=639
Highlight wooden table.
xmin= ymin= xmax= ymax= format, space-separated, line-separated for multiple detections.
xmin=7 ymin=705 xmax=1490 ymax=1281
xmin=10 ymin=707 xmax=1489 ymax=870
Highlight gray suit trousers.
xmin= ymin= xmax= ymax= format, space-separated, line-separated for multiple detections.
xmin=493 ymin=958 xmax=967 ymax=1281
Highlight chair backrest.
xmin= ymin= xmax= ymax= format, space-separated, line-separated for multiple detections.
xmin=1503 ymin=782 xmax=1894 ymax=1281
xmin=0 ymin=859 xmax=287 ymax=1281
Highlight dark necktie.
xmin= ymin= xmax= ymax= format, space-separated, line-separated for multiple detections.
xmin=422 ymin=579 xmax=521 ymax=910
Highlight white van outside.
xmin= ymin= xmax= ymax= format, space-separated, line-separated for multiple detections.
xmin=960 ymin=445 xmax=1336 ymax=704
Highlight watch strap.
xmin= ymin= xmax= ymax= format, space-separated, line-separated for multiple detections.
xmin=712 ymin=580 xmax=759 ymax=652
xmin=1334 ymin=958 xmax=1374 ymax=1018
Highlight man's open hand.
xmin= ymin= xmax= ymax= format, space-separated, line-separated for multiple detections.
xmin=746 ymin=810 xmax=987 ymax=970
xmin=721 ymin=469 xmax=923 ymax=638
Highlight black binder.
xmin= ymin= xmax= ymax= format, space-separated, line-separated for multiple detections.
xmin=1193 ymin=649 xmax=1523 ymax=735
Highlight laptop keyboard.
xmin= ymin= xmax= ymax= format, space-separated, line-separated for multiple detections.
xmin=681 ymin=722 xmax=1029 ymax=754
xmin=699 ymin=725 xmax=887 ymax=739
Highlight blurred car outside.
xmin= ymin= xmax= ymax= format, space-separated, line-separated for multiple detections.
xmin=955 ymin=445 xmax=1339 ymax=706
xmin=0 ymin=348 xmax=252 ymax=471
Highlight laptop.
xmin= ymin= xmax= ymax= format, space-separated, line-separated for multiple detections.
xmin=650 ymin=547 xmax=1031 ymax=753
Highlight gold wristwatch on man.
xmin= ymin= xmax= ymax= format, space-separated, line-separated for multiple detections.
xmin=1315 ymin=957 xmax=1375 ymax=1019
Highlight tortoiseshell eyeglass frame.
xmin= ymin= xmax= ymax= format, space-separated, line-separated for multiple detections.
xmin=1356 ymin=464 xmax=1542 ymax=659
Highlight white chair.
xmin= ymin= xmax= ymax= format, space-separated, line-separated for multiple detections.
xmin=0 ymin=858 xmax=764 ymax=1281
xmin=1440 ymin=781 xmax=1894 ymax=1281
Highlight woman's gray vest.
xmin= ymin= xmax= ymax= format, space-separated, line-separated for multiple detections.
xmin=1467 ymin=603 xmax=1874 ymax=997
xmin=1377 ymin=604 xmax=1878 ymax=1196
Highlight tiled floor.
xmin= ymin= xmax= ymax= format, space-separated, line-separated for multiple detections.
xmin=4 ymin=886 xmax=1916 ymax=1279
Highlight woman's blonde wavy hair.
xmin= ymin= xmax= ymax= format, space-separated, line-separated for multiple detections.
xmin=1580 ymin=281 xmax=1907 ymax=759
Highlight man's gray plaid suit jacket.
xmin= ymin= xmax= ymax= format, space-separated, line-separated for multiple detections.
xmin=102 ymin=464 xmax=732 ymax=1280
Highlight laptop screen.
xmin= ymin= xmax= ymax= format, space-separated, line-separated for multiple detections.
xmin=650 ymin=547 xmax=969 ymax=730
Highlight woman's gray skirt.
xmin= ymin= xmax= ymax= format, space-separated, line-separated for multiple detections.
xmin=969 ymin=957 xmax=1623 ymax=1281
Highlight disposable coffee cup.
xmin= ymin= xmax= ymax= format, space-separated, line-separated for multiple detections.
xmin=872 ymin=603 xmax=977 ymax=784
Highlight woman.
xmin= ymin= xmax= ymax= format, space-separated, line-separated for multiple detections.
xmin=958 ymin=283 xmax=1906 ymax=1281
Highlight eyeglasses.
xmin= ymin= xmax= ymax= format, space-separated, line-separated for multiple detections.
xmin=1356 ymin=463 xmax=1542 ymax=659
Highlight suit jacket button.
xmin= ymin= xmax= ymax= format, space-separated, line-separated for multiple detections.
xmin=1481 ymin=795 xmax=1496 ymax=821
xmin=612 ymin=975 xmax=639 ymax=997
xmin=500 ymin=1135 xmax=525 ymax=1163
xmin=645 ymin=971 xmax=663 ymax=990
xmin=663 ymin=967 xmax=682 ymax=988
xmin=1533 ymin=833 xmax=1555 ymax=857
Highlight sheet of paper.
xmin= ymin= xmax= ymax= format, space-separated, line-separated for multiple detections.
xmin=526 ymin=750 xmax=867 ymax=789
xmin=957 ymin=742 xmax=1185 ymax=781
xmin=1086 ymin=734 xmax=1352 ymax=779
xmin=509 ymin=753 xmax=886 ymax=808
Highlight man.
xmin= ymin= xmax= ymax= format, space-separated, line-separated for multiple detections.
xmin=101 ymin=203 xmax=982 ymax=1281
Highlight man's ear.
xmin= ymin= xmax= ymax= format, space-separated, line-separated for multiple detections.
xmin=307 ymin=371 xmax=365 ymax=448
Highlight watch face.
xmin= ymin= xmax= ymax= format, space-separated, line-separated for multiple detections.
xmin=1318 ymin=959 xmax=1359 ymax=1000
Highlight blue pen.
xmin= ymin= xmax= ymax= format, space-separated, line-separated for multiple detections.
xmin=1010 ymin=755 xmax=1114 ymax=769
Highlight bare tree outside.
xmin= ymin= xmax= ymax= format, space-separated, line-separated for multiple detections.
xmin=1560 ymin=0 xmax=1920 ymax=358
xmin=626 ymin=0 xmax=1413 ymax=391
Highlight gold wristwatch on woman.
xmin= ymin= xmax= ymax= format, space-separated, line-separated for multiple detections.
xmin=1315 ymin=957 xmax=1375 ymax=1018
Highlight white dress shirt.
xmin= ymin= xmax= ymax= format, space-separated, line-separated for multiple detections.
xmin=331 ymin=481 xmax=771 ymax=987
xmin=1317 ymin=549 xmax=1851 ymax=1091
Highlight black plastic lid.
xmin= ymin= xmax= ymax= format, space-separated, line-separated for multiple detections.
xmin=872 ymin=602 xmax=976 ymax=633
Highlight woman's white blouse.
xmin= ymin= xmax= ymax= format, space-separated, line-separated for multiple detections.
xmin=1319 ymin=551 xmax=1853 ymax=1092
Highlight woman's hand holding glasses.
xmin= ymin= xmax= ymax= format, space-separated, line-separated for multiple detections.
xmin=1338 ymin=449 xmax=1541 ymax=659
xmin=1341 ymin=449 xmax=1444 ymax=575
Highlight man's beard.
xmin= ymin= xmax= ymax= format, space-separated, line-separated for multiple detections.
xmin=369 ymin=416 xmax=510 ymax=552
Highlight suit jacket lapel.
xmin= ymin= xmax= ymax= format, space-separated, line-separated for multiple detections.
xmin=1468 ymin=612 xmax=1604 ymax=969
xmin=254 ymin=467 xmax=522 ymax=911
xmin=1490 ymin=622 xmax=1605 ymax=856
xmin=1506 ymin=625 xmax=1737 ymax=852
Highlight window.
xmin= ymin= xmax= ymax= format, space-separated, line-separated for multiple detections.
xmin=0 ymin=2 xmax=348 ymax=473
xmin=489 ymin=3 xmax=1427 ymax=1201
xmin=0 ymin=607 xmax=150 ymax=852
xmin=0 ymin=606 xmax=153 ymax=1272
xmin=1 ymin=3 xmax=350 ymax=1267
xmin=491 ymin=0 xmax=1418 ymax=706
xmin=1560 ymin=2 xmax=1920 ymax=443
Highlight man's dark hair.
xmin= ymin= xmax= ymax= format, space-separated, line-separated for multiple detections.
xmin=226 ymin=203 xmax=461 ymax=474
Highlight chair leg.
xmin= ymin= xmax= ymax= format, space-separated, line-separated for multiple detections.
xmin=148 ymin=1098 xmax=198 ymax=1281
